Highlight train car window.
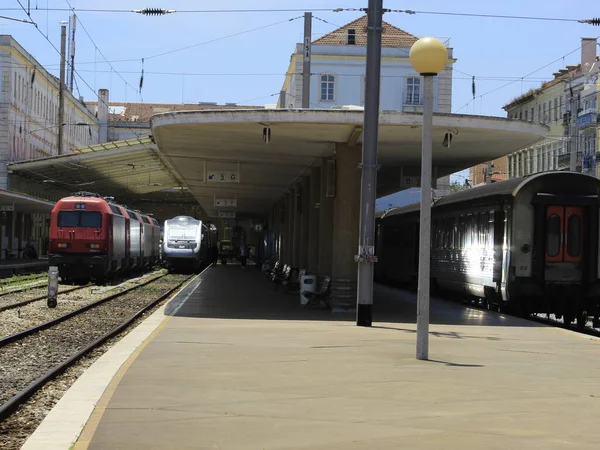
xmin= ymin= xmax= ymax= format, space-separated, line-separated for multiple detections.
xmin=80 ymin=212 xmax=102 ymax=228
xmin=126 ymin=210 xmax=139 ymax=221
xmin=58 ymin=211 xmax=79 ymax=227
xmin=109 ymin=205 xmax=121 ymax=215
xmin=58 ymin=211 xmax=102 ymax=228
xmin=546 ymin=214 xmax=561 ymax=257
xmin=567 ymin=215 xmax=581 ymax=258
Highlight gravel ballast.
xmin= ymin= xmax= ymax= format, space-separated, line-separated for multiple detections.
xmin=0 ymin=272 xmax=190 ymax=444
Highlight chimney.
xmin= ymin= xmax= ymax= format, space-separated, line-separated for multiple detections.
xmin=98 ymin=89 xmax=109 ymax=143
xmin=581 ymin=37 xmax=597 ymax=70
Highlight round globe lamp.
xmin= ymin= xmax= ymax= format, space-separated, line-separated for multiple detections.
xmin=409 ymin=37 xmax=448 ymax=76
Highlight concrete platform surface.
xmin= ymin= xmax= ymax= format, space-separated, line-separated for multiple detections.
xmin=28 ymin=265 xmax=600 ymax=449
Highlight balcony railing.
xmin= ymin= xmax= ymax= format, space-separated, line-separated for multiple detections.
xmin=577 ymin=112 xmax=597 ymax=129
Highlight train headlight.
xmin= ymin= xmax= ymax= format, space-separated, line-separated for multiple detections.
xmin=88 ymin=244 xmax=100 ymax=249
xmin=57 ymin=243 xmax=68 ymax=249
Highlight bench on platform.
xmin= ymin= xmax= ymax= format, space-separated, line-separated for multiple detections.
xmin=282 ymin=268 xmax=305 ymax=293
xmin=303 ymin=276 xmax=332 ymax=309
xmin=271 ymin=264 xmax=291 ymax=290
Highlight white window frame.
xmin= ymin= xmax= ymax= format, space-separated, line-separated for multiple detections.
xmin=319 ymin=73 xmax=336 ymax=102
xmin=346 ymin=29 xmax=356 ymax=45
xmin=405 ymin=77 xmax=422 ymax=106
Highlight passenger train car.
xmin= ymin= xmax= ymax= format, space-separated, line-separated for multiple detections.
xmin=162 ymin=216 xmax=218 ymax=272
xmin=375 ymin=172 xmax=600 ymax=329
xmin=49 ymin=192 xmax=160 ymax=282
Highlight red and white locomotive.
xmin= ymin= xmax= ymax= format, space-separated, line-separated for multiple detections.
xmin=49 ymin=192 xmax=161 ymax=282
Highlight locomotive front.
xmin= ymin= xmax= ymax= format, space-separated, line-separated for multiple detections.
xmin=162 ymin=216 xmax=203 ymax=272
xmin=49 ymin=193 xmax=111 ymax=281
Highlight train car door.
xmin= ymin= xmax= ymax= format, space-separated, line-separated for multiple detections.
xmin=544 ymin=205 xmax=584 ymax=282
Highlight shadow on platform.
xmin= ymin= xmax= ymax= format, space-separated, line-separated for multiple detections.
xmin=165 ymin=264 xmax=539 ymax=328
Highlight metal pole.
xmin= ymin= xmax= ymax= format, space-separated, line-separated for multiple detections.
xmin=416 ymin=75 xmax=434 ymax=360
xmin=58 ymin=23 xmax=67 ymax=155
xmin=569 ymin=89 xmax=579 ymax=172
xmin=280 ymin=90 xmax=286 ymax=108
xmin=302 ymin=12 xmax=312 ymax=109
xmin=356 ymin=0 xmax=384 ymax=327
xmin=68 ymin=13 xmax=77 ymax=93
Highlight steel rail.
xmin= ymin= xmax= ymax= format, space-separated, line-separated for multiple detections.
xmin=0 ymin=273 xmax=166 ymax=348
xmin=0 ymin=273 xmax=193 ymax=420
xmin=0 ymin=285 xmax=90 ymax=313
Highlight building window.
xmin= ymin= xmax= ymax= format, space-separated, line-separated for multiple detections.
xmin=554 ymin=98 xmax=558 ymax=121
xmin=320 ymin=74 xmax=335 ymax=101
xmin=524 ymin=109 xmax=528 ymax=121
xmin=405 ymin=77 xmax=421 ymax=105
xmin=538 ymin=105 xmax=542 ymax=124
xmin=346 ymin=29 xmax=356 ymax=45
xmin=559 ymin=96 xmax=563 ymax=117
xmin=529 ymin=149 xmax=533 ymax=174
xmin=531 ymin=107 xmax=534 ymax=122
xmin=543 ymin=103 xmax=547 ymax=124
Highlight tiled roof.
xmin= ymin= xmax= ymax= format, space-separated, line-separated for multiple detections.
xmin=86 ymin=102 xmax=264 ymax=123
xmin=312 ymin=15 xmax=418 ymax=47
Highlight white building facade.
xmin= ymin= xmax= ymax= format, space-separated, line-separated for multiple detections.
xmin=0 ymin=35 xmax=102 ymax=258
xmin=504 ymin=37 xmax=599 ymax=179
xmin=278 ymin=15 xmax=455 ymax=194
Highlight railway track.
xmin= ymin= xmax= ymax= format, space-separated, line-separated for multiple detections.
xmin=456 ymin=295 xmax=600 ymax=338
xmin=0 ymin=284 xmax=89 ymax=313
xmin=0 ymin=273 xmax=192 ymax=422
xmin=0 ymin=274 xmax=47 ymax=297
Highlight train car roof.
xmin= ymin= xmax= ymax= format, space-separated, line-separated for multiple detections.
xmin=380 ymin=171 xmax=597 ymax=219
xmin=164 ymin=215 xmax=201 ymax=224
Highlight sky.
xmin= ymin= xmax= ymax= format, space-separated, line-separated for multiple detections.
xmin=1 ymin=0 xmax=598 ymax=184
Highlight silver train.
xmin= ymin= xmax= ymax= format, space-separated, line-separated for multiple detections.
xmin=375 ymin=172 xmax=600 ymax=329
xmin=162 ymin=216 xmax=218 ymax=273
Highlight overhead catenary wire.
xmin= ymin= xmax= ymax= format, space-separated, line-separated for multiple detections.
xmin=17 ymin=16 xmax=306 ymax=67
xmin=3 ymin=61 xmax=558 ymax=82
xmin=1 ymin=5 xmax=598 ymax=24
xmin=10 ymin=2 xmax=150 ymax=139
xmin=454 ymin=35 xmax=600 ymax=114
xmin=62 ymin=0 xmax=139 ymax=97
xmin=7 ymin=3 xmax=595 ymax=117
xmin=0 ymin=14 xmax=35 ymax=23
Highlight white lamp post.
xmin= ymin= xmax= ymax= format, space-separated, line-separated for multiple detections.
xmin=409 ymin=37 xmax=448 ymax=360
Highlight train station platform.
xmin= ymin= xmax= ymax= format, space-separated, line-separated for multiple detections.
xmin=0 ymin=258 xmax=48 ymax=278
xmin=24 ymin=264 xmax=600 ymax=449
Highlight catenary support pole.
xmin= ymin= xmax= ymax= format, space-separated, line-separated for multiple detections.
xmin=356 ymin=0 xmax=384 ymax=327
xmin=302 ymin=12 xmax=312 ymax=109
xmin=58 ymin=23 xmax=67 ymax=155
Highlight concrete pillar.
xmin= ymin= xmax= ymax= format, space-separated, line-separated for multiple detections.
xmin=286 ymin=191 xmax=294 ymax=265
xmin=331 ymin=144 xmax=361 ymax=310
xmin=318 ymin=158 xmax=334 ymax=276
xmin=307 ymin=166 xmax=321 ymax=273
xmin=299 ymin=175 xmax=310 ymax=269
xmin=280 ymin=196 xmax=287 ymax=263
xmin=267 ymin=207 xmax=275 ymax=260
xmin=292 ymin=184 xmax=301 ymax=267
